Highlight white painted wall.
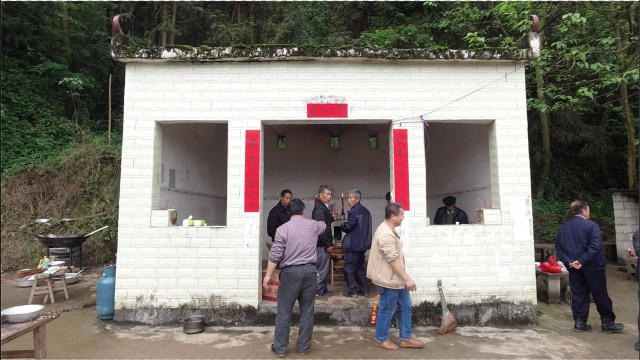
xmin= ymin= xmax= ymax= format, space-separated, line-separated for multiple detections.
xmin=426 ymin=123 xmax=492 ymax=220
xmin=116 ymin=59 xmax=535 ymax=309
xmin=159 ymin=123 xmax=228 ymax=225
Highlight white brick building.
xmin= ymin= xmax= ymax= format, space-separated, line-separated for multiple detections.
xmin=112 ymin=47 xmax=537 ymax=324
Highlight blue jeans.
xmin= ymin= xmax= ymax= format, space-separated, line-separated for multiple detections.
xmin=374 ymin=285 xmax=413 ymax=342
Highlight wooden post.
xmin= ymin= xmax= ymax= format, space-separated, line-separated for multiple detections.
xmin=33 ymin=325 xmax=46 ymax=359
xmin=108 ymin=74 xmax=112 ymax=145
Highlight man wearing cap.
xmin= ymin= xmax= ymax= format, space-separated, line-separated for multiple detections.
xmin=433 ymin=196 xmax=469 ymax=225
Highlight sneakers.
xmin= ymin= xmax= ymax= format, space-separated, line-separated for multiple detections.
xmin=399 ymin=338 xmax=425 ymax=348
xmin=573 ymin=320 xmax=592 ymax=332
xmin=271 ymin=344 xmax=285 ymax=358
xmin=315 ymin=294 xmax=328 ymax=301
xmin=601 ymin=321 xmax=624 ymax=333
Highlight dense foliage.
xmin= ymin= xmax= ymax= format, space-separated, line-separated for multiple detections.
xmin=0 ymin=2 xmax=637 ymax=268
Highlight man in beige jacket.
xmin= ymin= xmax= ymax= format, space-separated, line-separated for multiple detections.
xmin=366 ymin=202 xmax=424 ymax=351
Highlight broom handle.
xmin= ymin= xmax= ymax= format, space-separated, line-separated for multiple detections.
xmin=437 ymin=279 xmax=448 ymax=314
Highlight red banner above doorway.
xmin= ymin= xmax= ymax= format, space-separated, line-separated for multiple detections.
xmin=393 ymin=129 xmax=410 ymax=210
xmin=244 ymin=130 xmax=260 ymax=212
xmin=307 ymin=104 xmax=348 ymax=118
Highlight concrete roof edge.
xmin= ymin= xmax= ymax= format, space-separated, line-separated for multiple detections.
xmin=111 ymin=45 xmax=534 ymax=63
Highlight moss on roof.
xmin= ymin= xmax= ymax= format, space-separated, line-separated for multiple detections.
xmin=111 ymin=45 xmax=533 ymax=63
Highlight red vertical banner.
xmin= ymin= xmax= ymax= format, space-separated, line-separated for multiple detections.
xmin=244 ymin=130 xmax=260 ymax=212
xmin=393 ymin=129 xmax=410 ymax=210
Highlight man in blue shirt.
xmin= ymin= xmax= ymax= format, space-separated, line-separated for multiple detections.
xmin=340 ymin=189 xmax=372 ymax=297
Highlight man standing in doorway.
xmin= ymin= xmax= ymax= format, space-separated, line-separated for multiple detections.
xmin=263 ymin=199 xmax=326 ymax=357
xmin=313 ymin=185 xmax=337 ymax=301
xmin=267 ymin=189 xmax=292 ymax=242
xmin=385 ymin=192 xmax=391 ymax=204
xmin=433 ymin=196 xmax=468 ymax=225
xmin=367 ymin=202 xmax=424 ymax=350
xmin=555 ymin=200 xmax=624 ymax=334
xmin=340 ymin=189 xmax=372 ymax=297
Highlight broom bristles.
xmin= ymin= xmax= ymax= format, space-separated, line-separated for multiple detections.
xmin=436 ymin=313 xmax=457 ymax=335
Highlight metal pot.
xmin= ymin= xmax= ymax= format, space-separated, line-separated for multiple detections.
xmin=35 ymin=226 xmax=109 ymax=247
xmin=182 ymin=315 xmax=206 ymax=334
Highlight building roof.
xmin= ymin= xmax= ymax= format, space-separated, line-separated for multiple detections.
xmin=111 ymin=45 xmax=534 ymax=63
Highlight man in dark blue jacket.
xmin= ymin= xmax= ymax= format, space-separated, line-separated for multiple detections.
xmin=555 ymin=200 xmax=624 ymax=334
xmin=340 ymin=189 xmax=372 ymax=297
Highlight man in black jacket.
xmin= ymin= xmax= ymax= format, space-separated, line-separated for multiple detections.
xmin=340 ymin=189 xmax=372 ymax=297
xmin=267 ymin=189 xmax=292 ymax=242
xmin=434 ymin=196 xmax=468 ymax=225
xmin=555 ymin=200 xmax=624 ymax=334
xmin=312 ymin=185 xmax=337 ymax=301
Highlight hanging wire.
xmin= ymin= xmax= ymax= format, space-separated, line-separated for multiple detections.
xmin=391 ymin=64 xmax=527 ymax=125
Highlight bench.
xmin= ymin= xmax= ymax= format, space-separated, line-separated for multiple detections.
xmin=1 ymin=312 xmax=59 ymax=359
xmin=535 ymin=269 xmax=569 ymax=304
xmin=533 ymin=243 xmax=555 ymax=262
xmin=602 ymin=241 xmax=617 ymax=262
xmin=626 ymin=256 xmax=637 ymax=280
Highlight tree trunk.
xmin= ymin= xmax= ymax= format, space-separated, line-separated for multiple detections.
xmin=169 ymin=2 xmax=178 ymax=45
xmin=609 ymin=3 xmax=638 ymax=189
xmin=249 ymin=2 xmax=255 ymax=45
xmin=61 ymin=4 xmax=72 ymax=69
xmin=161 ymin=3 xmax=168 ymax=46
xmin=534 ymin=32 xmax=551 ymax=199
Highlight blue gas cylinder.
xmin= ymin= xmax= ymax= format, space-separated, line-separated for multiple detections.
xmin=96 ymin=265 xmax=116 ymax=320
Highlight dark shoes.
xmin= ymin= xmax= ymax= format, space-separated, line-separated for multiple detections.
xmin=343 ymin=292 xmax=357 ymax=297
xmin=315 ymin=294 xmax=328 ymax=301
xmin=601 ymin=321 xmax=624 ymax=333
xmin=634 ymin=341 xmax=639 ymax=351
xmin=297 ymin=349 xmax=308 ymax=356
xmin=573 ymin=320 xmax=592 ymax=332
xmin=357 ymin=290 xmax=370 ymax=297
xmin=271 ymin=344 xmax=285 ymax=358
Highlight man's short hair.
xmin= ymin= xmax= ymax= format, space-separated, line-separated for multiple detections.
xmin=570 ymin=200 xmax=589 ymax=215
xmin=385 ymin=202 xmax=404 ymax=219
xmin=289 ymin=199 xmax=305 ymax=215
xmin=280 ymin=189 xmax=292 ymax=197
xmin=443 ymin=196 xmax=456 ymax=206
xmin=349 ymin=189 xmax=361 ymax=200
xmin=318 ymin=185 xmax=332 ymax=194
xmin=385 ymin=192 xmax=391 ymax=201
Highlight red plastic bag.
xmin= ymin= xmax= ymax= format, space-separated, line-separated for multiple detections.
xmin=539 ymin=255 xmax=563 ymax=273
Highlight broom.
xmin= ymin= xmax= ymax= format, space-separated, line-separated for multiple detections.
xmin=436 ymin=279 xmax=457 ymax=335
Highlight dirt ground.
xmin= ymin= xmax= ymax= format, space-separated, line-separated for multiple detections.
xmin=1 ymin=265 xmax=639 ymax=359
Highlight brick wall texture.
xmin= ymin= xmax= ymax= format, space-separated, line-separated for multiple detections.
xmin=116 ymin=60 xmax=536 ymax=309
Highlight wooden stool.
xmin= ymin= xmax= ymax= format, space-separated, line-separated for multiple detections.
xmin=28 ymin=269 xmax=69 ymax=304
xmin=331 ymin=259 xmax=344 ymax=286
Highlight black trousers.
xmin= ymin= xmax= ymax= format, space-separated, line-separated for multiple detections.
xmin=569 ymin=269 xmax=615 ymax=323
xmin=343 ymin=251 xmax=368 ymax=295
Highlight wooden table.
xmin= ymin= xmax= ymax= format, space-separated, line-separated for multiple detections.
xmin=330 ymin=247 xmax=345 ymax=286
xmin=1 ymin=312 xmax=59 ymax=359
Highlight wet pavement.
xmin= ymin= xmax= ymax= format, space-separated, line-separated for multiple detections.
xmin=1 ymin=265 xmax=639 ymax=359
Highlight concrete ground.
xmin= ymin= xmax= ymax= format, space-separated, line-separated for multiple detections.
xmin=1 ymin=265 xmax=639 ymax=359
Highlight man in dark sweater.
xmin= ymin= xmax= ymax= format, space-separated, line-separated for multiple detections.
xmin=312 ymin=185 xmax=337 ymax=301
xmin=433 ymin=196 xmax=468 ymax=225
xmin=555 ymin=200 xmax=624 ymax=334
xmin=267 ymin=189 xmax=292 ymax=242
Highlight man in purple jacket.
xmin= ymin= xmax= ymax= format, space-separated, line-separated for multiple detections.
xmin=555 ymin=200 xmax=624 ymax=334
xmin=263 ymin=198 xmax=326 ymax=357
